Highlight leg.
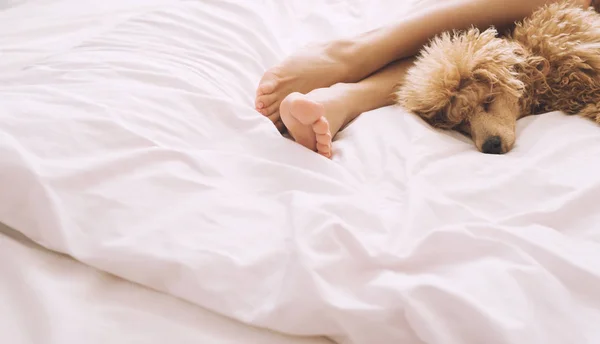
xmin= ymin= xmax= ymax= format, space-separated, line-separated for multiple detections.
xmin=279 ymin=57 xmax=414 ymax=158
xmin=256 ymin=0 xmax=591 ymax=125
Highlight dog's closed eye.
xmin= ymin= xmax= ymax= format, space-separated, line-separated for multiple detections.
xmin=456 ymin=120 xmax=471 ymax=136
xmin=482 ymin=96 xmax=495 ymax=112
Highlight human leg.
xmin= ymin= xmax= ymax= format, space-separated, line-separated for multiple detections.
xmin=256 ymin=0 xmax=590 ymax=125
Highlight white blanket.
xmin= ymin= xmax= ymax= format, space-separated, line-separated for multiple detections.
xmin=1 ymin=0 xmax=600 ymax=343
xmin=0 ymin=222 xmax=332 ymax=344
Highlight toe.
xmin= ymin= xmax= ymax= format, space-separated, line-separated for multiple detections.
xmin=318 ymin=150 xmax=332 ymax=159
xmin=268 ymin=111 xmax=282 ymax=124
xmin=316 ymin=142 xmax=330 ymax=153
xmin=316 ymin=132 xmax=331 ymax=145
xmin=255 ymin=93 xmax=278 ymax=110
xmin=257 ymin=80 xmax=277 ymax=96
xmin=312 ymin=117 xmax=330 ymax=135
xmin=264 ymin=101 xmax=280 ymax=117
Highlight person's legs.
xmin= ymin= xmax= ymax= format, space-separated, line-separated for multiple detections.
xmin=279 ymin=58 xmax=414 ymax=158
xmin=256 ymin=0 xmax=592 ymax=126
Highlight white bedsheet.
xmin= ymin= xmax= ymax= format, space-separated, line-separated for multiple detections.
xmin=1 ymin=0 xmax=600 ymax=343
xmin=0 ymin=222 xmax=331 ymax=344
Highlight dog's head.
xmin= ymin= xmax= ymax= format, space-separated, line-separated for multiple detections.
xmin=397 ymin=28 xmax=527 ymax=154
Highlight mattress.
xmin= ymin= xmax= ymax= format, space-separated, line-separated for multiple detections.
xmin=1 ymin=0 xmax=600 ymax=343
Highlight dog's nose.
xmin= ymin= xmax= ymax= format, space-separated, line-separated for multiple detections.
xmin=482 ymin=136 xmax=503 ymax=154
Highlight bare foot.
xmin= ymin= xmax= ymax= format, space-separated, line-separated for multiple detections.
xmin=256 ymin=41 xmax=362 ymax=127
xmin=279 ymin=84 xmax=358 ymax=158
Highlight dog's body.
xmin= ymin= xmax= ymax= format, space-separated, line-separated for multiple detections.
xmin=396 ymin=1 xmax=600 ymax=154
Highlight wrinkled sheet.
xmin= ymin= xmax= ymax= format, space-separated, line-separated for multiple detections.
xmin=0 ymin=222 xmax=331 ymax=344
xmin=1 ymin=0 xmax=600 ymax=343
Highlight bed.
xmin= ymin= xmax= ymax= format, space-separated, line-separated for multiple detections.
xmin=0 ymin=221 xmax=333 ymax=344
xmin=1 ymin=0 xmax=600 ymax=343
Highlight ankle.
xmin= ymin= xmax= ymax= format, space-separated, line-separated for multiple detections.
xmin=328 ymin=83 xmax=364 ymax=127
xmin=323 ymin=39 xmax=369 ymax=83
xmin=332 ymin=79 xmax=396 ymax=118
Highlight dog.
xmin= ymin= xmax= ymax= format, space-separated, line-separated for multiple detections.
xmin=396 ymin=1 xmax=600 ymax=154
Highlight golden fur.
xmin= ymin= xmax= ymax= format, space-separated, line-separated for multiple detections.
xmin=396 ymin=1 xmax=600 ymax=154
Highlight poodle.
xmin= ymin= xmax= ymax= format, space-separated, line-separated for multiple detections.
xmin=396 ymin=0 xmax=600 ymax=154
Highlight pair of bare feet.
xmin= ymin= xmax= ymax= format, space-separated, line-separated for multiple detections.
xmin=255 ymin=42 xmax=363 ymax=158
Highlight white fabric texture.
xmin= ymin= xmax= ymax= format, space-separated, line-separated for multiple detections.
xmin=0 ymin=222 xmax=332 ymax=344
xmin=1 ymin=0 xmax=600 ymax=343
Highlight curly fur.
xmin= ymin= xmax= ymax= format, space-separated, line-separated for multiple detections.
xmin=396 ymin=1 xmax=600 ymax=153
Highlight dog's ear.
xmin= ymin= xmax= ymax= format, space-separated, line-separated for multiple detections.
xmin=395 ymin=30 xmax=469 ymax=117
xmin=469 ymin=33 xmax=526 ymax=98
